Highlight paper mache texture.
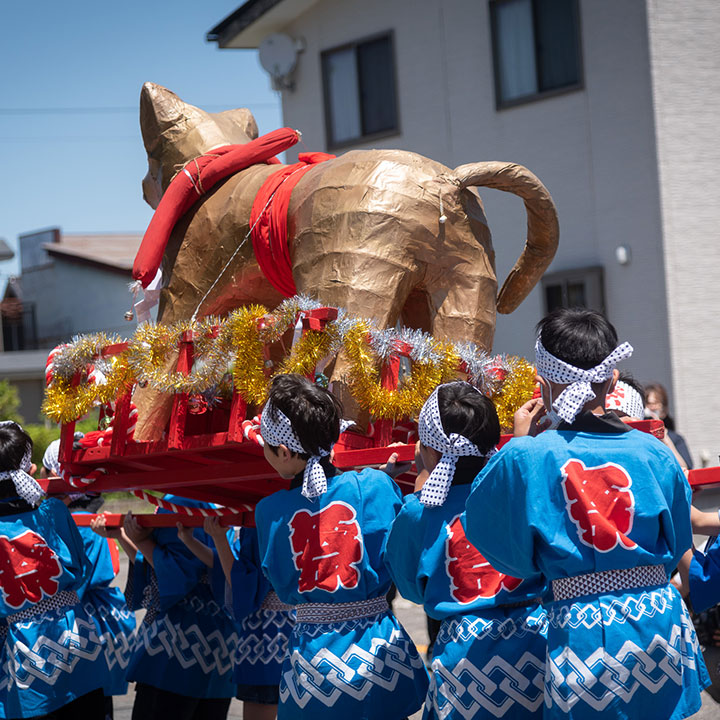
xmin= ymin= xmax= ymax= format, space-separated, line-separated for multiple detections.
xmin=133 ymin=83 xmax=559 ymax=441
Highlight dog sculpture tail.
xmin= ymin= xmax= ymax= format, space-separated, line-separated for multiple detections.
xmin=451 ymin=162 xmax=559 ymax=314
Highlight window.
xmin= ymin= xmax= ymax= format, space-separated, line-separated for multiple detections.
xmin=321 ymin=32 xmax=399 ymax=148
xmin=490 ymin=0 xmax=582 ymax=108
xmin=542 ymin=266 xmax=604 ymax=314
xmin=1 ymin=299 xmax=37 ymax=351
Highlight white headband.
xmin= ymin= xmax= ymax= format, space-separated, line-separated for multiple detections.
xmin=605 ymin=381 xmax=644 ymax=420
xmin=260 ymin=402 xmax=331 ymax=500
xmin=0 ymin=422 xmax=45 ymax=506
xmin=43 ymin=438 xmax=61 ymax=476
xmin=418 ymin=383 xmax=494 ymax=507
xmin=535 ymin=338 xmax=634 ymax=424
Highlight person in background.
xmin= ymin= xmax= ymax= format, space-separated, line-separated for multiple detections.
xmin=178 ymin=516 xmax=294 ymax=720
xmin=645 ymin=382 xmax=693 ymax=468
xmin=0 ymin=422 xmax=109 ymax=719
xmin=93 ymin=498 xmax=238 ymax=720
xmin=464 ymin=308 xmax=708 ymax=719
xmin=43 ymin=440 xmax=135 ymax=720
xmin=386 ymin=382 xmax=547 ymax=718
xmin=253 ymin=373 xmax=428 ymax=720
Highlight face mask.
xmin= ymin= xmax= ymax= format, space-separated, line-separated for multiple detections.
xmin=542 ymin=384 xmax=563 ymax=430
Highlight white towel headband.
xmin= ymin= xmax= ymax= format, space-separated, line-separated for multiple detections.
xmin=535 ymin=338 xmax=633 ymax=424
xmin=260 ymin=402 xmax=332 ymax=500
xmin=418 ymin=383 xmax=494 ymax=507
xmin=605 ymin=381 xmax=644 ymax=420
xmin=0 ymin=421 xmax=45 ymax=506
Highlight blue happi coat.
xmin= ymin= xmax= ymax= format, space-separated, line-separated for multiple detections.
xmin=464 ymin=413 xmax=709 ymax=720
xmin=386 ymin=472 xmax=548 ymax=719
xmin=75 ymin=513 xmax=135 ymax=696
xmin=0 ymin=498 xmax=111 ymax=718
xmin=125 ymin=496 xmax=238 ymax=698
xmin=255 ymin=467 xmax=429 ymax=720
xmin=210 ymin=526 xmax=294 ymax=687
xmin=688 ymin=530 xmax=720 ymax=613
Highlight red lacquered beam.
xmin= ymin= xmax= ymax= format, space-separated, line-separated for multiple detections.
xmin=689 ymin=467 xmax=720 ymax=490
xmin=72 ymin=512 xmax=247 ymax=528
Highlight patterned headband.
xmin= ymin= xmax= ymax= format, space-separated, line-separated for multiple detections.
xmin=605 ymin=381 xmax=644 ymax=420
xmin=0 ymin=421 xmax=45 ymax=506
xmin=260 ymin=402 xmax=331 ymax=500
xmin=535 ymin=338 xmax=634 ymax=424
xmin=418 ymin=383 xmax=494 ymax=507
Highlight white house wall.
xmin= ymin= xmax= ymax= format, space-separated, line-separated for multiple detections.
xmin=646 ymin=1 xmax=720 ymax=466
xmin=277 ymin=0 xmax=675 ymax=409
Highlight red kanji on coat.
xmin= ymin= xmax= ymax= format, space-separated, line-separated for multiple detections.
xmin=0 ymin=530 xmax=63 ymax=609
xmin=445 ymin=515 xmax=522 ymax=602
xmin=561 ymin=459 xmax=637 ymax=552
xmin=289 ymin=501 xmax=363 ymax=593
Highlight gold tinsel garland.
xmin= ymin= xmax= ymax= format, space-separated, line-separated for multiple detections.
xmin=42 ymin=354 xmax=134 ymax=423
xmin=489 ymin=357 xmax=537 ymax=432
xmin=343 ymin=322 xmax=460 ymax=420
xmin=42 ymin=296 xmax=537 ymax=426
xmin=227 ymin=306 xmax=270 ymax=405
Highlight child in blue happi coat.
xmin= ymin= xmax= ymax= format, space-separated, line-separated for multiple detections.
xmin=253 ymin=373 xmax=429 ymax=720
xmin=386 ymin=382 xmax=548 ymax=719
xmin=43 ymin=439 xmax=136 ymax=720
xmin=95 ymin=496 xmax=239 ymax=720
xmin=178 ymin=515 xmax=295 ymax=720
xmin=464 ymin=308 xmax=709 ymax=719
xmin=0 ymin=422 xmax=110 ymax=719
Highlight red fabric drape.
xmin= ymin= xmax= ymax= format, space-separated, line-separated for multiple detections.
xmin=250 ymin=152 xmax=335 ymax=297
xmin=133 ymin=128 xmax=300 ymax=288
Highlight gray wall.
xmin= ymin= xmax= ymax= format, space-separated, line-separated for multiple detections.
xmin=647 ymin=1 xmax=720 ymax=465
xmin=279 ymin=1 xmax=674 ymax=404
xmin=20 ymin=259 xmax=139 ymax=347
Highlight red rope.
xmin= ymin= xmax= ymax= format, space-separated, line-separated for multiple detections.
xmin=250 ymin=152 xmax=334 ymax=297
xmin=133 ymin=128 xmax=301 ymax=288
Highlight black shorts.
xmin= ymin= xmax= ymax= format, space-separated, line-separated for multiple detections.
xmin=235 ymin=683 xmax=280 ymax=705
xmin=132 ymin=683 xmax=231 ymax=720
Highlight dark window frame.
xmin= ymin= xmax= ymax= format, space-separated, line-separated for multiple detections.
xmin=541 ymin=265 xmax=605 ymax=315
xmin=489 ymin=0 xmax=584 ymax=110
xmin=321 ymin=30 xmax=401 ymax=150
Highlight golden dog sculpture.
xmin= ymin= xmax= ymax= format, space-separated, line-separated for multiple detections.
xmin=133 ymin=82 xmax=559 ymax=440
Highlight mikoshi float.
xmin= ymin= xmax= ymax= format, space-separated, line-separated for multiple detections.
xmin=38 ymin=83 xmax=718 ymax=526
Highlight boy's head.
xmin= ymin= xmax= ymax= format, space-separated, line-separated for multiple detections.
xmin=536 ymin=308 xmax=619 ymax=369
xmin=261 ymin=374 xmax=343 ymax=487
xmin=417 ymin=382 xmax=500 ymax=507
xmin=605 ymin=372 xmax=645 ymax=420
xmin=535 ymin=308 xmax=632 ymax=424
xmin=0 ymin=421 xmax=41 ymax=503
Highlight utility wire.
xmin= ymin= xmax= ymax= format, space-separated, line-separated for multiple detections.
xmin=0 ymin=103 xmax=279 ymax=115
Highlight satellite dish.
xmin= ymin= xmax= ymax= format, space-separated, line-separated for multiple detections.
xmin=259 ymin=33 xmax=300 ymax=90
xmin=0 ymin=238 xmax=14 ymax=262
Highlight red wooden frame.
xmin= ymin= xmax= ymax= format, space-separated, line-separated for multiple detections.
xmin=47 ymin=307 xmax=720 ymax=526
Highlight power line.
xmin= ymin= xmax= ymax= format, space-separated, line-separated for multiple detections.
xmin=0 ymin=103 xmax=279 ymax=115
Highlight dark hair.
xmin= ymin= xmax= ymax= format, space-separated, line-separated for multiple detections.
xmin=536 ymin=308 xmax=619 ymax=369
xmin=437 ymin=382 xmax=500 ymax=454
xmin=618 ymin=371 xmax=645 ymax=406
xmin=0 ymin=422 xmax=33 ymax=498
xmin=266 ymin=374 xmax=343 ymax=458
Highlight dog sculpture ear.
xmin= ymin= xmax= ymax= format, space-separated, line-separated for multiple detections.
xmin=217 ymin=108 xmax=259 ymax=141
xmin=139 ymin=82 xmax=197 ymax=155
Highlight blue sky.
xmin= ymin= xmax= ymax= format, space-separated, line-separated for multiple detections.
xmin=0 ymin=0 xmax=281 ymax=279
